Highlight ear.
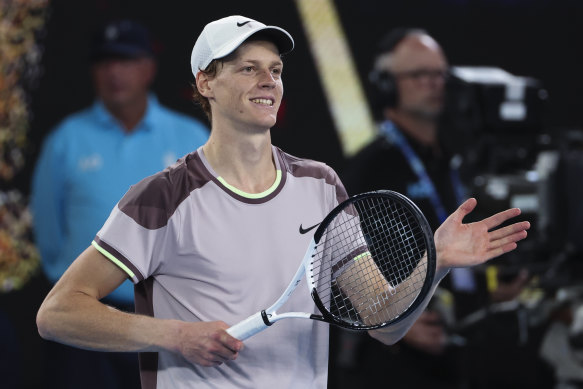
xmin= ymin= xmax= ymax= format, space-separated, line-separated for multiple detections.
xmin=195 ymin=71 xmax=214 ymax=99
xmin=143 ymin=58 xmax=157 ymax=85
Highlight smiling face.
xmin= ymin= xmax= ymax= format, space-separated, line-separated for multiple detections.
xmin=198 ymin=40 xmax=284 ymax=133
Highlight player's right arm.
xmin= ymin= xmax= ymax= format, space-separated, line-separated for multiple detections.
xmin=36 ymin=245 xmax=243 ymax=367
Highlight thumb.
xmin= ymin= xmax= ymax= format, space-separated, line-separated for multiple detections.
xmin=450 ymin=198 xmax=477 ymax=223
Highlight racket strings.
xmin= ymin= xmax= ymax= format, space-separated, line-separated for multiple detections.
xmin=310 ymin=195 xmax=430 ymax=328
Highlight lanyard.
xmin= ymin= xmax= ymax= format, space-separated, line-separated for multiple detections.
xmin=380 ymin=120 xmax=465 ymax=223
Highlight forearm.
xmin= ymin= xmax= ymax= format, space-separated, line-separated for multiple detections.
xmin=367 ymin=266 xmax=449 ymax=345
xmin=370 ymin=198 xmax=531 ymax=345
xmin=37 ymin=288 xmax=182 ymax=354
xmin=337 ymin=252 xmax=435 ymax=327
xmin=36 ymin=245 xmax=183 ymax=355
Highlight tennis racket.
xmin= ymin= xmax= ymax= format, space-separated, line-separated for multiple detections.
xmin=226 ymin=190 xmax=436 ymax=340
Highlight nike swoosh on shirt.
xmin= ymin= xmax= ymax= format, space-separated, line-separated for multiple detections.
xmin=237 ymin=21 xmax=251 ymax=27
xmin=299 ymin=223 xmax=320 ymax=234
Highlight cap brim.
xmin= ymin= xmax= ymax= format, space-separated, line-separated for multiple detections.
xmin=91 ymin=44 xmax=153 ymax=62
xmin=213 ymin=25 xmax=294 ymax=62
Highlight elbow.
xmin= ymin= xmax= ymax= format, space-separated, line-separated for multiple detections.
xmin=368 ymin=326 xmax=407 ymax=346
xmin=368 ymin=328 xmax=401 ymax=346
xmin=36 ymin=305 xmax=50 ymax=340
xmin=36 ymin=301 xmax=57 ymax=341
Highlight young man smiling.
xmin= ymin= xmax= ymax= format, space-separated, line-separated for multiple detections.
xmin=36 ymin=15 xmax=530 ymax=389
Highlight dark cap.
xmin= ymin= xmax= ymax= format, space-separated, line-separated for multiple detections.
xmin=90 ymin=19 xmax=154 ymax=62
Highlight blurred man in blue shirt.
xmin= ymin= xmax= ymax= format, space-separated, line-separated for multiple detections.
xmin=31 ymin=19 xmax=209 ymax=389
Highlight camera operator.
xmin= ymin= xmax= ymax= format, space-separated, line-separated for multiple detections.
xmin=331 ymin=28 xmax=536 ymax=389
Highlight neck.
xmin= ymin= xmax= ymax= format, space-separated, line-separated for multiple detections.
xmin=386 ymin=109 xmax=439 ymax=150
xmin=104 ymin=95 xmax=148 ymax=133
xmin=202 ymin=126 xmax=276 ymax=194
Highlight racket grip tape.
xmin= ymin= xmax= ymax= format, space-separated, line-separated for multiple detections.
xmin=226 ymin=310 xmax=272 ymax=341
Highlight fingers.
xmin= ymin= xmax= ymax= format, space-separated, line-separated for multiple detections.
xmin=182 ymin=321 xmax=244 ymax=368
xmin=196 ymin=336 xmax=243 ymax=367
xmin=485 ymin=229 xmax=529 ymax=260
xmin=483 ymin=207 xmax=522 ymax=230
xmin=435 ymin=199 xmax=531 ymax=269
xmin=485 ymin=242 xmax=517 ymax=260
xmin=490 ymin=229 xmax=529 ymax=251
xmin=488 ymin=221 xmax=530 ymax=241
xmin=213 ymin=330 xmax=244 ymax=364
xmin=208 ymin=339 xmax=243 ymax=366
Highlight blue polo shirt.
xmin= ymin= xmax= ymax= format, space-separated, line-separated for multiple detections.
xmin=31 ymin=94 xmax=209 ymax=305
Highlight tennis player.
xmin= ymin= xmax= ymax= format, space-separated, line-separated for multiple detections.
xmin=36 ymin=15 xmax=530 ymax=389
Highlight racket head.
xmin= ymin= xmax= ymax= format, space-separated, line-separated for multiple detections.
xmin=308 ymin=190 xmax=436 ymax=330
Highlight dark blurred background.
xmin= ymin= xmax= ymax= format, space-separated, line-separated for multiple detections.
xmin=2 ymin=0 xmax=583 ymax=388
xmin=24 ymin=0 xmax=583 ymax=181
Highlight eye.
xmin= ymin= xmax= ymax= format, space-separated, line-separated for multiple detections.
xmin=242 ymin=66 xmax=254 ymax=73
xmin=409 ymin=70 xmax=426 ymax=80
xmin=271 ymin=67 xmax=283 ymax=78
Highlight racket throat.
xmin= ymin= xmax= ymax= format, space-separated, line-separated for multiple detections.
xmin=261 ymin=310 xmax=274 ymax=326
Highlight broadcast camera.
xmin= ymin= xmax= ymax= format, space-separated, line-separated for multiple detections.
xmin=436 ymin=66 xmax=583 ymax=388
xmin=441 ymin=66 xmax=583 ymax=286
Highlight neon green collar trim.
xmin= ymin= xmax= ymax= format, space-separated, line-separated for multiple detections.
xmin=217 ymin=170 xmax=282 ymax=199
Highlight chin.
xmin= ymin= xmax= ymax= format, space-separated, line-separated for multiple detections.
xmin=425 ymin=104 xmax=444 ymax=117
xmin=256 ymin=115 xmax=278 ymax=129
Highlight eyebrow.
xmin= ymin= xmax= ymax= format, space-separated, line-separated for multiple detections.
xmin=234 ymin=58 xmax=283 ymax=68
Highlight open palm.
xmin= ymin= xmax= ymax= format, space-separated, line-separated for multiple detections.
xmin=434 ymin=198 xmax=530 ymax=270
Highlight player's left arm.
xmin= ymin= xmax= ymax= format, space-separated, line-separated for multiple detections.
xmin=369 ymin=198 xmax=529 ymax=345
xmin=336 ymin=252 xmax=428 ymax=327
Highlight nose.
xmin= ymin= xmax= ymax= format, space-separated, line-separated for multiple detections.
xmin=427 ymin=71 xmax=448 ymax=88
xmin=258 ymin=69 xmax=277 ymax=88
xmin=98 ymin=60 xmax=126 ymax=77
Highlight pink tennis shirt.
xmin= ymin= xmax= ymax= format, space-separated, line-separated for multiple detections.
xmin=93 ymin=145 xmax=348 ymax=388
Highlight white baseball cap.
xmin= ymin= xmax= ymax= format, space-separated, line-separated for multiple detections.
xmin=190 ymin=15 xmax=294 ymax=77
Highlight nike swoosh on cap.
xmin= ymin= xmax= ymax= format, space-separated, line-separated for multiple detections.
xmin=237 ymin=21 xmax=251 ymax=27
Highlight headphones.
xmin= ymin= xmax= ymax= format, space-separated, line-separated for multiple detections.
xmin=368 ymin=68 xmax=398 ymax=110
xmin=368 ymin=28 xmax=429 ymax=112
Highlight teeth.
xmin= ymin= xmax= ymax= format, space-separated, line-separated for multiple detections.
xmin=251 ymin=98 xmax=273 ymax=106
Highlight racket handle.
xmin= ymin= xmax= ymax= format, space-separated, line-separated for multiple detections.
xmin=226 ymin=311 xmax=270 ymax=341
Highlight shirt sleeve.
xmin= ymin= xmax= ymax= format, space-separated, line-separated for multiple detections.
xmin=92 ymin=174 xmax=180 ymax=284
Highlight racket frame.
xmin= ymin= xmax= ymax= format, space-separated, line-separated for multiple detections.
xmin=226 ymin=190 xmax=436 ymax=340
xmin=311 ymin=190 xmax=437 ymax=330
